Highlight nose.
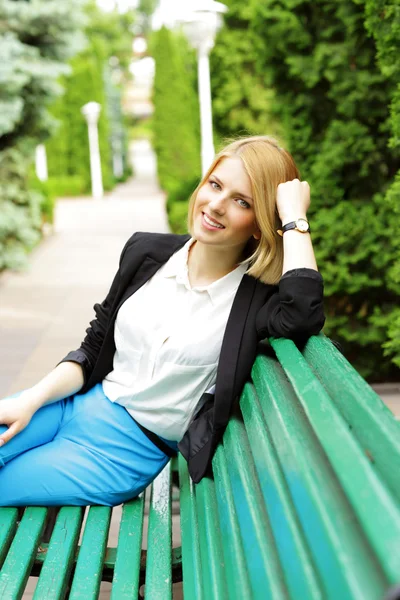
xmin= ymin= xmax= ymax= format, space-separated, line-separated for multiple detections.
xmin=208 ymin=194 xmax=226 ymax=215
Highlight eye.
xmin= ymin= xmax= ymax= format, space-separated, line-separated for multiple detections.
xmin=237 ymin=198 xmax=250 ymax=209
xmin=209 ymin=179 xmax=221 ymax=190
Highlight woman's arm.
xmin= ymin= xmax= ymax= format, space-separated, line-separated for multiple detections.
xmin=256 ymin=179 xmax=325 ymax=341
xmin=276 ymin=179 xmax=318 ymax=274
xmin=0 ymin=361 xmax=84 ymax=446
xmin=20 ymin=361 xmax=85 ymax=411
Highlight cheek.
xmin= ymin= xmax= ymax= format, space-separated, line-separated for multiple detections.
xmin=194 ymin=191 xmax=206 ymax=212
xmin=235 ymin=212 xmax=257 ymax=235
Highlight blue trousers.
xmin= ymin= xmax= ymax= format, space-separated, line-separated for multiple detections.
xmin=0 ymin=383 xmax=178 ymax=507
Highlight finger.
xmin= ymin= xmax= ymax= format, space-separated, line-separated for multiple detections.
xmin=0 ymin=422 xmax=20 ymax=446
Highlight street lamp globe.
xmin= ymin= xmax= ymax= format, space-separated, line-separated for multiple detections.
xmin=81 ymin=101 xmax=102 ymax=126
xmin=181 ymin=1 xmax=228 ymax=55
xmin=81 ymin=101 xmax=103 ymax=199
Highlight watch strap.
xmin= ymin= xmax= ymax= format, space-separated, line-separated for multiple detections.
xmin=277 ymin=219 xmax=310 ymax=236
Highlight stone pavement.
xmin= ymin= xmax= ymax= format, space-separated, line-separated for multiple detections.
xmin=0 ymin=139 xmax=183 ymax=598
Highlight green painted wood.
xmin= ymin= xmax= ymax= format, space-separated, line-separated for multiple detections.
xmin=178 ymin=453 xmax=204 ymax=600
xmin=240 ymin=382 xmax=324 ymax=599
xmin=195 ymin=476 xmax=229 ymax=599
xmin=303 ymin=335 xmax=400 ymax=502
xmin=212 ymin=445 xmax=253 ymax=599
xmin=33 ymin=507 xmax=83 ymax=600
xmin=270 ymin=337 xmax=400 ymax=583
xmin=111 ymin=495 xmax=145 ymax=599
xmin=145 ymin=464 xmax=173 ymax=599
xmin=253 ymin=354 xmax=388 ymax=600
xmin=222 ymin=414 xmax=290 ymax=600
xmin=0 ymin=509 xmax=18 ymax=570
xmin=68 ymin=506 xmax=111 ymax=600
xmin=0 ymin=507 xmax=47 ymax=600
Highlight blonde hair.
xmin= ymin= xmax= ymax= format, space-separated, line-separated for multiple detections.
xmin=187 ymin=135 xmax=300 ymax=285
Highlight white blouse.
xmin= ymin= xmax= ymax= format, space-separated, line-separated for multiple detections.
xmin=102 ymin=238 xmax=248 ymax=441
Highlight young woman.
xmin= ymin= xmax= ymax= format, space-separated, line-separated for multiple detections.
xmin=0 ymin=135 xmax=325 ymax=507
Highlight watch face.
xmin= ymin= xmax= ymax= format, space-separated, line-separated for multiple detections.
xmin=296 ymin=219 xmax=309 ymax=232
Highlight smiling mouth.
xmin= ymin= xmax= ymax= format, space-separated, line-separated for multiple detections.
xmin=202 ymin=212 xmax=225 ymax=229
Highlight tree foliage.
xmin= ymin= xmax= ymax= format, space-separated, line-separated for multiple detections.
xmin=45 ymin=1 xmax=134 ymax=193
xmin=360 ymin=0 xmax=400 ymax=367
xmin=0 ymin=0 xmax=86 ymax=271
xmin=210 ymin=0 xmax=282 ymax=145
xmin=210 ymin=0 xmax=399 ymax=379
xmin=152 ymin=26 xmax=201 ymax=196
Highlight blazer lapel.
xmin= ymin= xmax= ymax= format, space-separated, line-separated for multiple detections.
xmin=113 ymin=257 xmax=164 ymax=320
xmin=213 ymin=274 xmax=257 ymax=429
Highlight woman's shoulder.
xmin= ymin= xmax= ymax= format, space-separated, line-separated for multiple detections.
xmin=123 ymin=231 xmax=190 ymax=260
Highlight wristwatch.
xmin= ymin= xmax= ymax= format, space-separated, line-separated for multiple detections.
xmin=277 ymin=218 xmax=310 ymax=236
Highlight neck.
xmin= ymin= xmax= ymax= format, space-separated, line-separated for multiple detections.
xmin=187 ymin=240 xmax=244 ymax=287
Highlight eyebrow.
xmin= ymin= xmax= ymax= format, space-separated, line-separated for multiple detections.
xmin=212 ymin=175 xmax=253 ymax=202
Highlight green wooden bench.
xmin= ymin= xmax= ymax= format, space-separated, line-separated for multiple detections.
xmin=1 ymin=334 xmax=400 ymax=599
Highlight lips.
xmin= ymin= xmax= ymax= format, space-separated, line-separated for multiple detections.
xmin=202 ymin=212 xmax=225 ymax=229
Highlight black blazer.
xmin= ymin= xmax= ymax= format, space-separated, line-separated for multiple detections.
xmin=59 ymin=232 xmax=325 ymax=483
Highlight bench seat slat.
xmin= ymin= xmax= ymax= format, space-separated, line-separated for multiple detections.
xmin=303 ymin=335 xmax=400 ymax=501
xmin=179 ymin=454 xmax=204 ymax=600
xmin=0 ymin=509 xmax=18 ymax=570
xmin=212 ymin=445 xmax=253 ymax=599
xmin=111 ymin=495 xmax=145 ymax=599
xmin=240 ymin=382 xmax=324 ymax=600
xmin=222 ymin=415 xmax=290 ymax=600
xmin=68 ymin=507 xmax=111 ymax=600
xmin=0 ymin=507 xmax=47 ymax=600
xmin=270 ymin=338 xmax=400 ymax=582
xmin=253 ymin=355 xmax=388 ymax=599
xmin=145 ymin=464 xmax=173 ymax=600
xmin=196 ymin=477 xmax=229 ymax=599
xmin=33 ymin=507 xmax=83 ymax=600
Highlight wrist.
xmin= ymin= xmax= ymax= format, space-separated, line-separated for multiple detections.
xmin=280 ymin=214 xmax=308 ymax=226
xmin=19 ymin=389 xmax=43 ymax=413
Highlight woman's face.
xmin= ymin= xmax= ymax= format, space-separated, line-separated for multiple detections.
xmin=192 ymin=157 xmax=260 ymax=255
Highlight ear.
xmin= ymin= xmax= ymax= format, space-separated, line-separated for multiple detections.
xmin=253 ymin=228 xmax=261 ymax=241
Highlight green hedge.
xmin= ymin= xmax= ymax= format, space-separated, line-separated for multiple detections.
xmin=209 ymin=0 xmax=400 ymax=380
xmin=168 ymin=201 xmax=189 ymax=235
xmin=152 ymin=27 xmax=201 ymax=195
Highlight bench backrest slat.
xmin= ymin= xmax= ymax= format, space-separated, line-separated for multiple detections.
xmin=178 ymin=455 xmax=205 ymax=600
xmin=145 ymin=462 xmax=173 ymax=599
xmin=0 ymin=508 xmax=18 ymax=571
xmin=212 ymin=445 xmax=253 ymax=599
xmin=271 ymin=337 xmax=400 ymax=581
xmin=222 ymin=410 xmax=291 ymax=600
xmin=195 ymin=476 xmax=230 ymax=599
xmin=68 ymin=506 xmax=112 ymax=600
xmin=252 ymin=354 xmax=388 ymax=599
xmin=111 ymin=495 xmax=145 ymax=599
xmin=0 ymin=507 xmax=47 ymax=600
xmin=239 ymin=383 xmax=323 ymax=599
xmin=303 ymin=335 xmax=400 ymax=501
xmin=33 ymin=507 xmax=83 ymax=600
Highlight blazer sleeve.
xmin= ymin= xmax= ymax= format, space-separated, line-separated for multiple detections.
xmin=256 ymin=268 xmax=325 ymax=341
xmin=56 ymin=233 xmax=137 ymax=385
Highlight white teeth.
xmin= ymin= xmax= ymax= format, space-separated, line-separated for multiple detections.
xmin=204 ymin=213 xmax=224 ymax=228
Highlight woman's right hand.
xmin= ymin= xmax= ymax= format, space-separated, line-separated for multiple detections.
xmin=0 ymin=394 xmax=36 ymax=446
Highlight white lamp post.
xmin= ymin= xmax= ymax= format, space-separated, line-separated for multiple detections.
xmin=35 ymin=144 xmax=48 ymax=181
xmin=81 ymin=101 xmax=104 ymax=199
xmin=180 ymin=1 xmax=228 ymax=176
